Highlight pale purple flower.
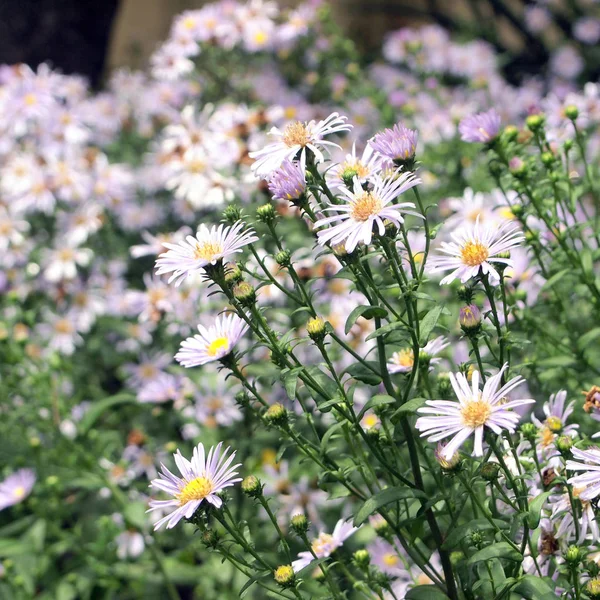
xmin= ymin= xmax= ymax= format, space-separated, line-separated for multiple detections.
xmin=0 ymin=469 xmax=36 ymax=510
xmin=291 ymin=519 xmax=359 ymax=572
xmin=267 ymin=159 xmax=306 ymax=202
xmin=370 ymin=122 xmax=418 ymax=161
xmin=155 ymin=222 xmax=258 ymax=286
xmin=566 ymin=447 xmax=600 ymax=502
xmin=416 ymin=364 xmax=534 ymax=459
xmin=175 ymin=313 xmax=248 ymax=367
xmin=427 ymin=217 xmax=524 ymax=286
xmin=459 ymin=109 xmax=501 ymax=143
xmin=148 ymin=442 xmax=242 ymax=530
xmin=315 ymin=169 xmax=422 ymax=253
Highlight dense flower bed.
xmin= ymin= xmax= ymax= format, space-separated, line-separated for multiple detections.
xmin=1 ymin=1 xmax=600 ymax=598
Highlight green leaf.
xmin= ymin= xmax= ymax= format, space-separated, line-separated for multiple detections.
xmin=405 ymin=585 xmax=450 ymax=599
xmin=344 ymin=305 xmax=388 ymax=334
xmin=344 ymin=362 xmax=382 ymax=386
xmin=541 ymin=268 xmax=570 ymax=290
xmin=582 ymin=248 xmax=593 ymax=278
xmin=418 ymin=305 xmax=445 ymax=346
xmin=320 ymin=422 xmax=344 ymax=455
xmin=578 ymin=327 xmax=600 ymax=350
xmin=356 ymin=394 xmax=396 ymax=420
xmin=239 ymin=571 xmax=270 ymax=598
xmin=442 ymin=519 xmax=509 ymax=550
xmin=526 ymin=491 xmax=551 ymax=529
xmin=124 ymin=502 xmax=147 ymax=529
xmin=365 ymin=320 xmax=408 ymax=341
xmin=537 ymin=355 xmax=576 ymax=368
xmin=512 ymin=575 xmax=558 ymax=599
xmin=80 ymin=393 xmax=137 ymax=434
xmin=392 ymin=397 xmax=426 ymax=418
xmin=354 ymin=486 xmax=425 ymax=525
xmin=304 ymin=366 xmax=339 ymax=406
xmin=281 ymin=367 xmax=303 ymax=400
xmin=466 ymin=542 xmax=522 ymax=566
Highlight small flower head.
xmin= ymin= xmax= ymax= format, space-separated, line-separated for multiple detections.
xmin=566 ymin=447 xmax=600 ymax=502
xmin=264 ymin=403 xmax=288 ymax=427
xmin=0 ymin=469 xmax=36 ymax=510
xmin=148 ymin=442 xmax=242 ymax=529
xmin=274 ymin=565 xmax=296 ymax=587
xmin=307 ymin=316 xmax=327 ymax=341
xmin=370 ymin=122 xmax=418 ymax=164
xmin=241 ymin=475 xmax=263 ymax=498
xmin=175 ymin=313 xmax=248 ymax=367
xmin=427 ymin=218 xmax=524 ymax=286
xmin=315 ymin=168 xmax=422 ymax=254
xmin=290 ymin=513 xmax=309 ymax=535
xmin=416 ymin=364 xmax=534 ymax=459
xmin=459 ymin=305 xmax=482 ymax=334
xmin=459 ymin=109 xmax=501 ymax=143
xmin=268 ymin=160 xmax=306 ymax=203
xmin=155 ymin=222 xmax=258 ymax=286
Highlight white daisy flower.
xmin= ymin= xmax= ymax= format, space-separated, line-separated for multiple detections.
xmin=326 ymin=142 xmax=386 ymax=189
xmin=416 ymin=364 xmax=534 ymax=459
xmin=0 ymin=469 xmax=36 ymax=510
xmin=315 ymin=169 xmax=422 ymax=254
xmin=148 ymin=442 xmax=242 ymax=530
xmin=155 ymin=222 xmax=258 ymax=286
xmin=427 ymin=218 xmax=524 ymax=286
xmin=566 ymin=447 xmax=600 ymax=502
xmin=291 ymin=519 xmax=359 ymax=572
xmin=249 ymin=112 xmax=351 ymax=177
xmin=388 ymin=335 xmax=449 ymax=374
xmin=175 ymin=313 xmax=248 ymax=367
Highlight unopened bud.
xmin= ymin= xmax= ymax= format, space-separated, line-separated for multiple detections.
xmin=480 ymin=462 xmax=501 ymax=482
xmin=274 ymin=565 xmax=295 ymax=587
xmin=290 ymin=514 xmax=309 ymax=535
xmin=437 ymin=373 xmax=453 ymax=399
xmin=256 ymin=203 xmax=276 ymax=222
xmin=201 ymin=529 xmax=219 ymax=548
xmin=541 ymin=151 xmax=555 ymax=167
xmin=223 ymin=205 xmax=242 ymax=224
xmin=503 ymin=125 xmax=519 ymax=142
xmin=457 ymin=285 xmax=474 ymax=303
xmin=435 ymin=443 xmax=460 ymax=472
xmin=353 ymin=549 xmax=371 ymax=569
xmin=459 ymin=305 xmax=482 ymax=334
xmin=307 ymin=317 xmax=327 ymax=341
xmin=224 ymin=264 xmax=243 ymax=286
xmin=264 ymin=403 xmax=288 ymax=426
xmin=556 ymin=436 xmax=573 ymax=454
xmin=565 ymin=545 xmax=582 ymax=565
xmin=564 ymin=105 xmax=579 ymax=121
xmin=241 ymin=475 xmax=263 ymax=498
xmin=275 ymin=250 xmax=291 ymax=267
xmin=587 ymin=577 xmax=600 ymax=599
xmin=233 ymin=281 xmax=256 ymax=306
xmin=509 ymin=157 xmax=527 ymax=177
xmin=521 ymin=422 xmax=537 ymax=440
xmin=526 ymin=114 xmax=545 ymax=132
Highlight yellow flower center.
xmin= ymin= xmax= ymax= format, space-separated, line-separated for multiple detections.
xmin=540 ymin=427 xmax=555 ymax=448
xmin=383 ymin=553 xmax=399 ymax=567
xmin=188 ymin=160 xmax=205 ymax=174
xmin=283 ymin=106 xmax=297 ymax=120
xmin=362 ymin=414 xmax=379 ymax=429
xmin=460 ymin=241 xmax=489 ymax=267
xmin=207 ymin=336 xmax=229 ymax=357
xmin=59 ymin=248 xmax=75 ymax=261
xmin=460 ymin=399 xmax=492 ymax=428
xmin=182 ymin=16 xmax=197 ymax=30
xmin=13 ymin=486 xmax=25 ymax=499
xmin=417 ymin=573 xmax=433 ymax=585
xmin=311 ymin=533 xmax=334 ymax=555
xmin=282 ymin=122 xmax=310 ymax=148
xmin=253 ymin=31 xmax=268 ymax=45
xmin=140 ymin=364 xmax=157 ymax=379
xmin=546 ymin=416 xmax=562 ymax=433
xmin=54 ymin=319 xmax=73 ymax=334
xmin=194 ymin=240 xmax=223 ymax=261
xmin=350 ymin=192 xmax=383 ymax=222
xmin=24 ymin=93 xmax=37 ymax=106
xmin=393 ymin=348 xmax=414 ymax=368
xmin=340 ymin=160 xmax=370 ymax=180
xmin=177 ymin=476 xmax=213 ymax=505
xmin=274 ymin=565 xmax=294 ymax=584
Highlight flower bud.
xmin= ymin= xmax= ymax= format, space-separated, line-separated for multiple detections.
xmin=563 ymin=139 xmax=573 ymax=152
xmin=480 ymin=462 xmax=501 ymax=482
xmin=45 ymin=475 xmax=59 ymax=487
xmin=233 ymin=281 xmax=256 ymax=306
xmin=435 ymin=443 xmax=461 ymax=472
xmin=503 ymin=125 xmax=519 ymax=142
xmin=290 ymin=513 xmax=309 ymax=535
xmin=223 ymin=204 xmax=242 ymax=224
xmin=275 ymin=250 xmax=291 ymax=267
xmin=264 ymin=403 xmax=288 ymax=426
xmin=520 ymin=422 xmax=537 ymax=440
xmin=224 ymin=264 xmax=243 ymax=286
xmin=201 ymin=529 xmax=219 ymax=549
xmin=459 ymin=305 xmax=482 ymax=334
xmin=450 ymin=551 xmax=465 ymax=565
xmin=256 ymin=203 xmax=276 ymax=223
xmin=457 ymin=285 xmax=474 ymax=303
xmin=510 ymin=203 xmax=524 ymax=217
xmin=509 ymin=157 xmax=527 ymax=178
xmin=556 ymin=435 xmax=573 ymax=454
xmin=241 ymin=475 xmax=263 ymax=498
xmin=468 ymin=531 xmax=484 ymax=547
xmin=437 ymin=373 xmax=453 ymax=399
xmin=564 ymin=105 xmax=579 ymax=121
xmin=353 ymin=549 xmax=371 ymax=569
xmin=526 ymin=114 xmax=545 ymax=132
xmin=235 ymin=391 xmax=251 ymax=408
xmin=565 ymin=545 xmax=582 ymax=565
xmin=29 ymin=436 xmax=41 ymax=448
xmin=274 ymin=565 xmax=295 ymax=587
xmin=306 ymin=317 xmax=327 ymax=342
xmin=541 ymin=151 xmax=555 ymax=167
xmin=587 ymin=577 xmax=600 ymax=599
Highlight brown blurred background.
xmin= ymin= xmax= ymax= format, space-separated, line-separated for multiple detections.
xmin=0 ymin=0 xmax=567 ymax=86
